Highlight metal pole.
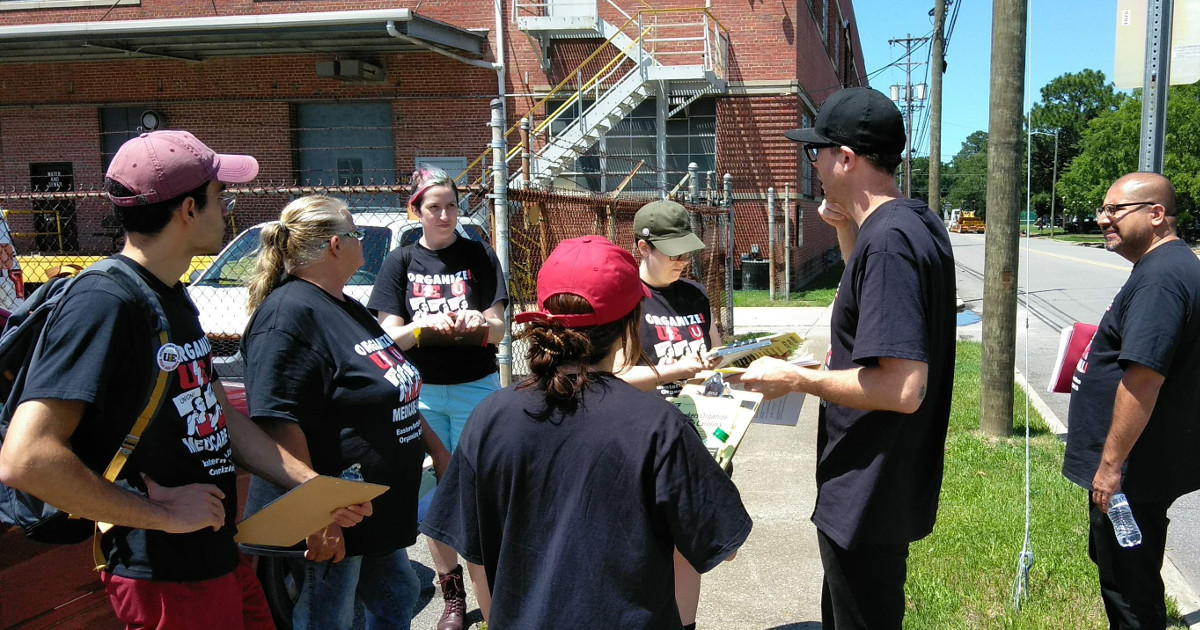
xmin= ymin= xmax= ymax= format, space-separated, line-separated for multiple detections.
xmin=688 ymin=162 xmax=701 ymax=279
xmin=520 ymin=117 xmax=531 ymax=185
xmin=784 ymin=183 xmax=791 ymax=301
xmin=1139 ymin=0 xmax=1173 ymax=173
xmin=488 ymin=99 xmax=513 ymax=387
xmin=767 ymin=187 xmax=776 ymax=301
xmin=1049 ymin=130 xmax=1058 ymax=238
xmin=724 ymin=173 xmax=734 ymax=334
xmin=687 ymin=161 xmax=698 ymax=203
xmin=657 ymin=82 xmax=669 ymax=197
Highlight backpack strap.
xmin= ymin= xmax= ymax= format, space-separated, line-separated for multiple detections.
xmin=64 ymin=259 xmax=175 ymax=571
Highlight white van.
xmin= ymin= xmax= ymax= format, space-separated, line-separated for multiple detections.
xmin=187 ymin=210 xmax=489 ymax=377
xmin=0 ymin=210 xmax=25 ymax=313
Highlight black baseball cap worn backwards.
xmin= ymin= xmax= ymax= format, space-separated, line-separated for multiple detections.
xmin=785 ymin=87 xmax=906 ymax=155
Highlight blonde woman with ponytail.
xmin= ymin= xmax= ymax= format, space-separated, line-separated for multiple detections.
xmin=240 ymin=195 xmax=449 ymax=630
xmin=420 ymin=236 xmax=751 ymax=629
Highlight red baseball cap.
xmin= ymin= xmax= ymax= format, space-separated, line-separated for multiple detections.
xmin=106 ymin=130 xmax=259 ymax=207
xmin=514 ymin=236 xmax=651 ymax=327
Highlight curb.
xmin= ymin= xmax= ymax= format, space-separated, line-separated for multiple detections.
xmin=1014 ymin=369 xmax=1200 ymax=629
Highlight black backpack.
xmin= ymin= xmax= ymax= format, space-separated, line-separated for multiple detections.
xmin=0 ymin=257 xmax=172 ymax=544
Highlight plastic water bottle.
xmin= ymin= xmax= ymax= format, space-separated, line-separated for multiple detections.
xmin=1108 ymin=493 xmax=1143 ymax=548
xmin=705 ymin=427 xmax=730 ymax=458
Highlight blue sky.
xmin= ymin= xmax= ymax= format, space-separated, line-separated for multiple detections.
xmin=852 ymin=0 xmax=1118 ymax=160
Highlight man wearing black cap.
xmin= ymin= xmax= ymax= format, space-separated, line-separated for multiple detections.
xmin=742 ymin=87 xmax=956 ymax=629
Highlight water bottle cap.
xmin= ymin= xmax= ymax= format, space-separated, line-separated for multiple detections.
xmin=713 ymin=427 xmax=730 ymax=443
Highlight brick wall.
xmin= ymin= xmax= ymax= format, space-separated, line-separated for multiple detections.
xmin=0 ymin=0 xmax=862 ymax=282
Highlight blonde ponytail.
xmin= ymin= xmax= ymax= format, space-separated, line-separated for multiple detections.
xmin=245 ymin=195 xmax=351 ymax=314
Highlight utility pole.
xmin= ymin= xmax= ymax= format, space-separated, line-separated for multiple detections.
xmin=929 ymin=0 xmax=947 ymax=215
xmin=888 ymin=34 xmax=928 ymax=198
xmin=980 ymin=0 xmax=1027 ymax=436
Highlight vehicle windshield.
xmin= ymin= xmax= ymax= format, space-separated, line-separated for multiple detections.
xmin=398 ymin=224 xmax=487 ymax=248
xmin=194 ymin=225 xmax=392 ymax=287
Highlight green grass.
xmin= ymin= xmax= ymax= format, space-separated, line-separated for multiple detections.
xmin=1021 ymin=229 xmax=1105 ymax=244
xmin=904 ymin=342 xmax=1187 ymax=629
xmin=733 ymin=263 xmax=843 ymax=307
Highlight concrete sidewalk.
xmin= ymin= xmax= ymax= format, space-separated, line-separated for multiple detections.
xmin=693 ymin=307 xmax=831 ymax=629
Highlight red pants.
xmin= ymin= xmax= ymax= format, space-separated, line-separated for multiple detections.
xmin=100 ymin=554 xmax=274 ymax=630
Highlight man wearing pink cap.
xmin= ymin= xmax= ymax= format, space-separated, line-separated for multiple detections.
xmin=420 ymin=236 xmax=751 ymax=629
xmin=0 ymin=131 xmax=366 ymax=629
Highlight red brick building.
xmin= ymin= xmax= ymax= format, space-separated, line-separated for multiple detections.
xmin=0 ymin=0 xmax=865 ymax=288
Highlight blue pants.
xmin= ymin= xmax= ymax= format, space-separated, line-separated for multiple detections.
xmin=293 ymin=548 xmax=420 ymax=630
xmin=420 ymin=373 xmax=500 ymax=453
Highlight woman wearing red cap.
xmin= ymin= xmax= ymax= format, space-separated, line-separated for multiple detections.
xmin=420 ymin=236 xmax=751 ymax=629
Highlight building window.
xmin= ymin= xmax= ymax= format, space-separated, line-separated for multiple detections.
xmin=548 ymin=98 xmax=716 ymax=194
xmin=414 ymin=157 xmax=470 ymax=185
xmin=801 ymin=112 xmax=814 ymax=198
xmin=100 ymin=107 xmax=151 ymax=173
xmin=808 ymin=0 xmax=828 ymax=43
xmin=294 ymin=102 xmax=396 ymax=207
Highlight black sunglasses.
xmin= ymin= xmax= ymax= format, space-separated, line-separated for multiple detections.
xmin=804 ymin=143 xmax=840 ymax=162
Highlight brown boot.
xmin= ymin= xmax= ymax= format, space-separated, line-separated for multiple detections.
xmin=437 ymin=564 xmax=467 ymax=630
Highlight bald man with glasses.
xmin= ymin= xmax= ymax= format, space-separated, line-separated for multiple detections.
xmin=1062 ymin=172 xmax=1200 ymax=629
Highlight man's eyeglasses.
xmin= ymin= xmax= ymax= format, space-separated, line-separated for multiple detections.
xmin=219 ymin=193 xmax=237 ymax=214
xmin=1096 ymin=202 xmax=1156 ymax=220
xmin=804 ymin=143 xmax=839 ymax=163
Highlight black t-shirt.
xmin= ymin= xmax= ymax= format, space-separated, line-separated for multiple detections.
xmin=19 ymin=255 xmax=239 ymax=581
xmin=638 ymin=279 xmax=714 ymax=396
xmin=242 ymin=277 xmax=426 ymax=555
xmin=368 ymin=237 xmax=507 ymax=385
xmin=816 ymin=198 xmax=957 ymax=550
xmin=420 ymin=376 xmax=752 ymax=629
xmin=1063 ymin=239 xmax=1200 ymax=502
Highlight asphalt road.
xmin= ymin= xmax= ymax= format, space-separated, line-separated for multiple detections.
xmin=950 ymin=231 xmax=1200 ymax=601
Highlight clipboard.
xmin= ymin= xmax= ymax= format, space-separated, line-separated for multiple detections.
xmin=706 ymin=332 xmax=804 ymax=369
xmin=234 ymin=475 xmax=389 ymax=547
xmin=670 ymin=382 xmax=763 ymax=471
xmin=413 ymin=326 xmax=488 ymax=347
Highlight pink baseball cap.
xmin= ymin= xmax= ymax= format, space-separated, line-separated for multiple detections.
xmin=514 ymin=236 xmax=651 ymax=328
xmin=105 ymin=130 xmax=259 ymax=207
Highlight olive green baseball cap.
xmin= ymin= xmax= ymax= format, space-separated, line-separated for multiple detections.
xmin=633 ymin=200 xmax=705 ymax=257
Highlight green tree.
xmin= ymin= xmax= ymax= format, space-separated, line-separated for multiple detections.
xmin=1027 ymin=70 xmax=1125 ymax=217
xmin=943 ymin=130 xmax=989 ymax=218
xmin=1057 ymin=82 xmax=1200 ymax=228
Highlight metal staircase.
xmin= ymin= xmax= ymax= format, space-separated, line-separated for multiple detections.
xmin=509 ymin=1 xmax=728 ymax=188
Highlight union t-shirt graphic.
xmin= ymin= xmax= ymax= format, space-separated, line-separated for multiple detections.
xmin=645 ymin=311 xmax=709 ymax=360
xmin=408 ymin=269 xmax=474 ymax=317
xmin=168 ymin=337 xmax=230 ymax=466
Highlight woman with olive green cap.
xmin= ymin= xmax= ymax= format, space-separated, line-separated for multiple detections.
xmin=615 ymin=199 xmax=722 ymax=630
xmin=616 ymin=200 xmax=721 ymax=398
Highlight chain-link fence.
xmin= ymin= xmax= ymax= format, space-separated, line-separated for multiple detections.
xmin=0 ymin=182 xmax=731 ymax=379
